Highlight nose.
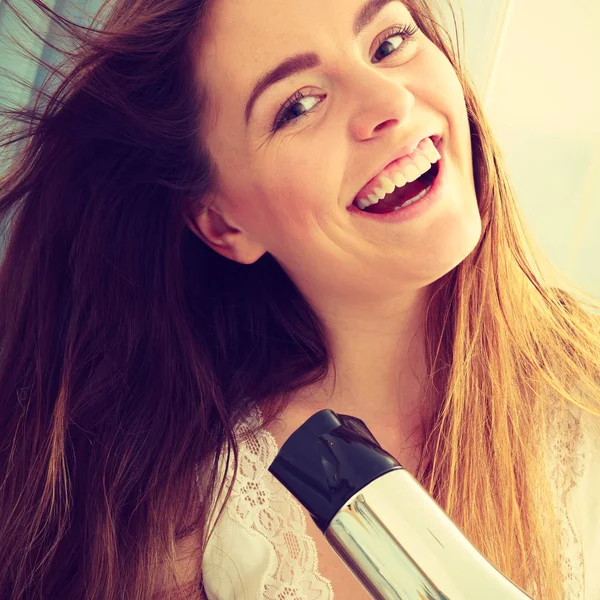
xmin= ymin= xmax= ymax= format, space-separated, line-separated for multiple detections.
xmin=345 ymin=66 xmax=415 ymax=141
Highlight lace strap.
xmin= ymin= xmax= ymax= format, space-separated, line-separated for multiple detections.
xmin=224 ymin=406 xmax=334 ymax=599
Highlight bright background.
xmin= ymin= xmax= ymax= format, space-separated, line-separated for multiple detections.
xmin=448 ymin=0 xmax=600 ymax=299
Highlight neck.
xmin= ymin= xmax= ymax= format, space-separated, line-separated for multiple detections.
xmin=271 ymin=286 xmax=432 ymax=449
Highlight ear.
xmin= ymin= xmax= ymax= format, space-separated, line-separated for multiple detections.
xmin=186 ymin=199 xmax=267 ymax=265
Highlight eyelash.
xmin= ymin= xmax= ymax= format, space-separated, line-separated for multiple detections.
xmin=271 ymin=23 xmax=420 ymax=133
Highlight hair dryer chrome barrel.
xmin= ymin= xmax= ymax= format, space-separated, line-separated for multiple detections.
xmin=268 ymin=409 xmax=532 ymax=600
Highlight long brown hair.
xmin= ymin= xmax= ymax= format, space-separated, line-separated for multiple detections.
xmin=1 ymin=0 xmax=599 ymax=598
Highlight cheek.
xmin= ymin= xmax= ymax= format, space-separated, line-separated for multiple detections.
xmin=256 ymin=154 xmax=341 ymax=221
xmin=416 ymin=49 xmax=471 ymax=157
xmin=228 ymin=173 xmax=317 ymax=244
xmin=414 ymin=43 xmax=466 ymax=113
xmin=431 ymin=55 xmax=468 ymax=124
xmin=257 ymin=185 xmax=342 ymax=257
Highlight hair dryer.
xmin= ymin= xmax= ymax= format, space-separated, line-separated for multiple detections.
xmin=268 ymin=409 xmax=533 ymax=600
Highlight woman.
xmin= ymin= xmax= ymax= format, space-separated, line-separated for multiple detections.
xmin=0 ymin=0 xmax=598 ymax=597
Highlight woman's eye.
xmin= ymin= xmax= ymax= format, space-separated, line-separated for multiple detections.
xmin=271 ymin=23 xmax=419 ymax=133
xmin=271 ymin=91 xmax=321 ymax=133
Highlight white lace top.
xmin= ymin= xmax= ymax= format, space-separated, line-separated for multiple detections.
xmin=201 ymin=404 xmax=600 ymax=599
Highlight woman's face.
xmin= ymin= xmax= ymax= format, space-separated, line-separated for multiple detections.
xmin=191 ymin=0 xmax=482 ymax=309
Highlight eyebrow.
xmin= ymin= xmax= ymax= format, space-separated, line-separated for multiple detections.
xmin=244 ymin=0 xmax=403 ymax=126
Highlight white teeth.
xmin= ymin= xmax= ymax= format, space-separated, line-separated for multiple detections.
xmin=393 ymin=172 xmax=407 ymax=188
xmin=414 ymin=155 xmax=431 ymax=173
xmin=380 ymin=176 xmax=396 ymax=194
xmin=373 ymin=187 xmax=386 ymax=200
xmin=424 ymin=145 xmax=441 ymax=163
xmin=353 ymin=140 xmax=442 ymax=210
xmin=402 ymin=163 xmax=422 ymax=183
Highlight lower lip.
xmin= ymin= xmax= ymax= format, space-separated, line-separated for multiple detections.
xmin=347 ymin=140 xmax=446 ymax=223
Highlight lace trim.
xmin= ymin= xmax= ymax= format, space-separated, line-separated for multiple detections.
xmin=547 ymin=402 xmax=586 ymax=598
xmin=214 ymin=403 xmax=586 ymax=600
xmin=223 ymin=406 xmax=334 ymax=599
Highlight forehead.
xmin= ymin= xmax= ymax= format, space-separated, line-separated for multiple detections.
xmin=195 ymin=0 xmax=414 ymax=115
xmin=202 ymin=0 xmax=413 ymax=59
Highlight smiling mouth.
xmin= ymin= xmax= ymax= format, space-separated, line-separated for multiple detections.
xmin=349 ymin=136 xmax=443 ymax=212
xmin=360 ymin=161 xmax=440 ymax=214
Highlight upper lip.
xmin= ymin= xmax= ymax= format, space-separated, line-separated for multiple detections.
xmin=349 ymin=133 xmax=443 ymax=204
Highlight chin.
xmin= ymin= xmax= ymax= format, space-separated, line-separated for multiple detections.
xmin=409 ymin=216 xmax=483 ymax=286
